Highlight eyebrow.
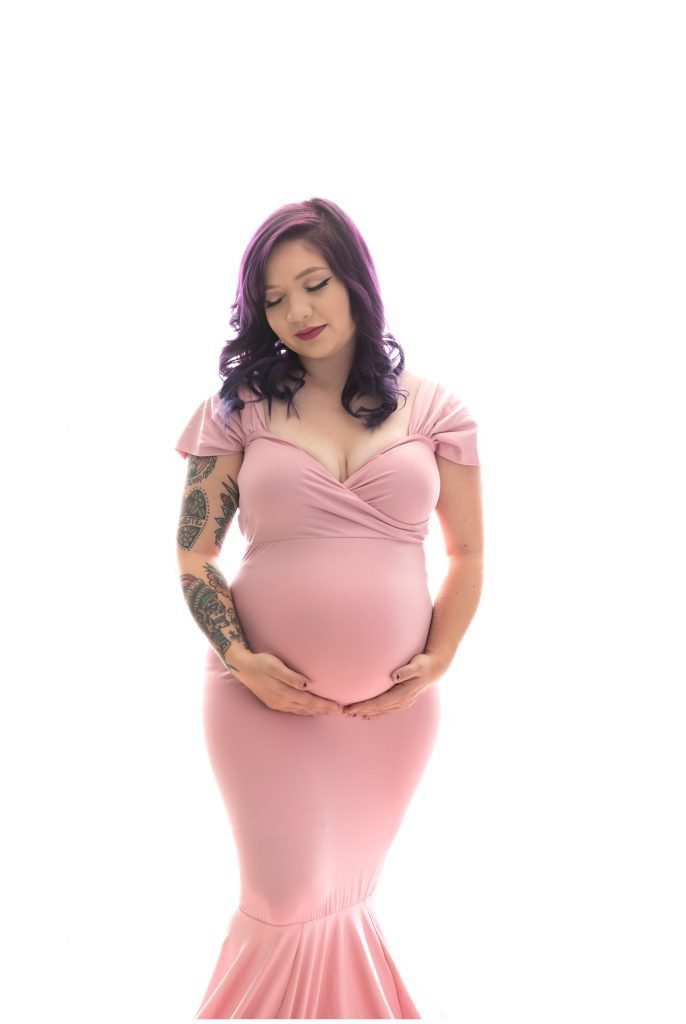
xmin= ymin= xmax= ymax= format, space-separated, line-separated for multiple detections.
xmin=264 ymin=266 xmax=329 ymax=292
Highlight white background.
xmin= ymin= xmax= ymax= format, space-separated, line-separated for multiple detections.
xmin=1 ymin=1 xmax=684 ymax=1021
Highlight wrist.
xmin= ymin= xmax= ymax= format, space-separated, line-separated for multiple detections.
xmin=425 ymin=648 xmax=453 ymax=674
xmin=222 ymin=643 xmax=254 ymax=674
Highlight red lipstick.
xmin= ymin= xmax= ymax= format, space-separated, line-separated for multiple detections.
xmin=295 ymin=324 xmax=326 ymax=340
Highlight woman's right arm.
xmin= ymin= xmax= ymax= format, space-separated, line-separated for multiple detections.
xmin=175 ymin=450 xmax=253 ymax=674
xmin=175 ymin=448 xmax=342 ymax=715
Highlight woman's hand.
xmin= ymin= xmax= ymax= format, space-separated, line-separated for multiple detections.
xmin=229 ymin=650 xmax=343 ymax=717
xmin=342 ymin=652 xmax=448 ymax=719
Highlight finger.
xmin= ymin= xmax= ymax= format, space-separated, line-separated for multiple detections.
xmin=291 ymin=702 xmax=334 ymax=716
xmin=344 ymin=703 xmax=386 ymax=717
xmin=360 ymin=700 xmax=407 ymax=718
xmin=278 ymin=670 xmax=312 ymax=691
xmin=344 ymin=695 xmax=385 ymax=712
xmin=343 ymin=702 xmax=376 ymax=715
xmin=390 ymin=668 xmax=420 ymax=684
xmin=306 ymin=694 xmax=342 ymax=714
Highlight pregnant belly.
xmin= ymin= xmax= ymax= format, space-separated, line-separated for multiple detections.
xmin=229 ymin=538 xmax=433 ymax=704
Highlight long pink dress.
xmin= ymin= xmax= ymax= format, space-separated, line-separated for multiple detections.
xmin=175 ymin=375 xmax=480 ymax=1019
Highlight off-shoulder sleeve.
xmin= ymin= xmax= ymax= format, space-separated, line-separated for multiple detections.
xmin=421 ymin=381 xmax=480 ymax=466
xmin=174 ymin=392 xmax=245 ymax=459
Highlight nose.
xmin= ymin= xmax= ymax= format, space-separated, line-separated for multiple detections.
xmin=286 ymin=301 xmax=313 ymax=324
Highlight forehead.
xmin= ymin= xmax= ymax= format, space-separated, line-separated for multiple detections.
xmin=264 ymin=239 xmax=329 ymax=290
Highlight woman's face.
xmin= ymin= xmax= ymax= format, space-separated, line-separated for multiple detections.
xmin=263 ymin=239 xmax=357 ymax=361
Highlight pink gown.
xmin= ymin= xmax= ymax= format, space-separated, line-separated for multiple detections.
xmin=175 ymin=376 xmax=480 ymax=1019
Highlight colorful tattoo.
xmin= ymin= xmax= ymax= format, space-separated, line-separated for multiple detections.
xmin=185 ymin=454 xmax=217 ymax=485
xmin=215 ymin=476 xmax=240 ymax=549
xmin=180 ymin=562 xmax=252 ymax=663
xmin=177 ymin=487 xmax=209 ymax=551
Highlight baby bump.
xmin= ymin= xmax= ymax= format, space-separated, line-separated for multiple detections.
xmin=230 ymin=538 xmax=434 ymax=704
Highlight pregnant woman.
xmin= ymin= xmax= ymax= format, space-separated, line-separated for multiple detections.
xmin=175 ymin=197 xmax=483 ymax=1019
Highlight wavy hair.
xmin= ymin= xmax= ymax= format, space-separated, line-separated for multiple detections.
xmin=216 ymin=197 xmax=409 ymax=431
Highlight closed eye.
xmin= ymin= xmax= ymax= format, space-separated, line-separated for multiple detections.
xmin=264 ymin=276 xmax=331 ymax=309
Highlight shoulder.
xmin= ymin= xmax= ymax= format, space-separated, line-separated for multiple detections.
xmin=399 ymin=369 xmax=421 ymax=388
xmin=230 ymin=378 xmax=269 ymax=435
xmin=398 ymin=369 xmax=423 ymax=404
xmin=413 ymin=376 xmax=481 ymax=467
xmin=174 ymin=384 xmax=253 ymax=459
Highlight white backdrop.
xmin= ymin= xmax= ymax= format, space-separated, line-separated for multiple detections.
xmin=1 ymin=1 xmax=684 ymax=1022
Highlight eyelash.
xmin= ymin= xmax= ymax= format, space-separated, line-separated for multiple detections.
xmin=264 ymin=276 xmax=331 ymax=309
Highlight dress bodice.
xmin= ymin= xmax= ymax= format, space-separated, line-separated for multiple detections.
xmin=175 ymin=376 xmax=480 ymax=546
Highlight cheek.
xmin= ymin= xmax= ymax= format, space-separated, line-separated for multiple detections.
xmin=333 ymin=285 xmax=351 ymax=313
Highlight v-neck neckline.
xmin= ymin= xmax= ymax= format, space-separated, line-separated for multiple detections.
xmin=250 ymin=377 xmax=428 ymax=489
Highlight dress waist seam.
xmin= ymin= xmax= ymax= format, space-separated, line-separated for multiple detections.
xmin=237 ymin=891 xmax=376 ymax=928
xmin=245 ymin=535 xmax=424 ymax=547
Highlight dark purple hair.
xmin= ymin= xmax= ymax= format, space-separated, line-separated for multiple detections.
xmin=216 ymin=196 xmax=409 ymax=431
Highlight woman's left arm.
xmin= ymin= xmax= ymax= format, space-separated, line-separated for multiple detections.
xmin=423 ymin=457 xmax=484 ymax=672
xmin=341 ymin=458 xmax=483 ymax=718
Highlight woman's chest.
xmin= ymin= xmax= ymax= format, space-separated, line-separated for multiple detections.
xmin=235 ymin=432 xmax=440 ymax=542
xmin=261 ymin=377 xmax=421 ymax=485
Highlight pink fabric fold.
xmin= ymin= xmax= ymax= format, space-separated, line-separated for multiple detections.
xmin=195 ymin=898 xmax=420 ymax=1020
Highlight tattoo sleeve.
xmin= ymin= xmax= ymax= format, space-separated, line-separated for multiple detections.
xmin=176 ymin=454 xmax=251 ymax=671
xmin=177 ymin=455 xmax=240 ymax=554
xmin=179 ymin=559 xmax=253 ymax=671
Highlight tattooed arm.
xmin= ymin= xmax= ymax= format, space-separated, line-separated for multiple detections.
xmin=176 ymin=451 xmax=253 ymax=674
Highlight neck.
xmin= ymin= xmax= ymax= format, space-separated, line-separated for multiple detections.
xmin=298 ymin=337 xmax=357 ymax=395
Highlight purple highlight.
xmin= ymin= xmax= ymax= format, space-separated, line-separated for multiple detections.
xmin=215 ymin=197 xmax=410 ymax=431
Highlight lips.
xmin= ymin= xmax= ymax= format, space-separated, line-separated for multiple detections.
xmin=295 ymin=324 xmax=326 ymax=340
